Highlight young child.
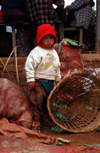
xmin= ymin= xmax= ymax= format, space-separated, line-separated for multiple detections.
xmin=25 ymin=24 xmax=61 ymax=132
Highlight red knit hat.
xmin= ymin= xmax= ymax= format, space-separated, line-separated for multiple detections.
xmin=36 ymin=24 xmax=57 ymax=45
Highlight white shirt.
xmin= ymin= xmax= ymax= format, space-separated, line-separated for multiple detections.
xmin=25 ymin=46 xmax=61 ymax=82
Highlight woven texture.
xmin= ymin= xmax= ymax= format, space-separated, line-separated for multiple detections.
xmin=47 ymin=71 xmax=100 ymax=133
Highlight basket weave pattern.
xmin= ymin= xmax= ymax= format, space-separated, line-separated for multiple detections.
xmin=47 ymin=71 xmax=100 ymax=133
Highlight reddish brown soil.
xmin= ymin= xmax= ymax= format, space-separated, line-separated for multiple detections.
xmin=41 ymin=125 xmax=100 ymax=147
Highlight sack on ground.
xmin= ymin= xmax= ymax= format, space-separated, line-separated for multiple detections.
xmin=0 ymin=78 xmax=32 ymax=128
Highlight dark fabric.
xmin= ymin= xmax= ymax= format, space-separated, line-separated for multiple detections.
xmin=53 ymin=0 xmax=64 ymax=8
xmin=65 ymin=2 xmax=90 ymax=26
xmin=2 ymin=0 xmax=27 ymax=22
xmin=66 ymin=0 xmax=92 ymax=29
xmin=0 ymin=10 xmax=3 ymax=22
xmin=81 ymin=2 xmax=90 ymax=8
xmin=89 ymin=0 xmax=95 ymax=7
xmin=29 ymin=83 xmax=47 ymax=121
xmin=16 ymin=27 xmax=33 ymax=57
xmin=25 ymin=0 xmax=64 ymax=26
xmin=53 ymin=0 xmax=65 ymax=20
xmin=36 ymin=79 xmax=54 ymax=93
xmin=50 ymin=0 xmax=53 ymax=3
xmin=0 ymin=0 xmax=4 ymax=5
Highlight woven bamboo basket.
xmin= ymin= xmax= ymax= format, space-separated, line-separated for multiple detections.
xmin=47 ymin=70 xmax=100 ymax=133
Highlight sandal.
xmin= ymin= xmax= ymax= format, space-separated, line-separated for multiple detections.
xmin=32 ymin=126 xmax=41 ymax=133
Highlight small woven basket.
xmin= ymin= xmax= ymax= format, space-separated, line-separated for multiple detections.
xmin=47 ymin=71 xmax=100 ymax=133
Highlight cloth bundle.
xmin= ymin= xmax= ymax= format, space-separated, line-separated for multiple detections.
xmin=0 ymin=78 xmax=32 ymax=129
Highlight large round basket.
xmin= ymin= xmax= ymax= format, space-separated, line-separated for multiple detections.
xmin=47 ymin=71 xmax=100 ymax=133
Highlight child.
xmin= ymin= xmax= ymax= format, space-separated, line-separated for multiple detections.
xmin=25 ymin=24 xmax=61 ymax=132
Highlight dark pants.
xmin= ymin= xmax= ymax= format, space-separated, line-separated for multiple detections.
xmin=29 ymin=83 xmax=48 ymax=122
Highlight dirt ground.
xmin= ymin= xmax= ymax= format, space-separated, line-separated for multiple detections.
xmin=41 ymin=125 xmax=100 ymax=147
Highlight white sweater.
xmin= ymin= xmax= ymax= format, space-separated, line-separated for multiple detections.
xmin=25 ymin=46 xmax=61 ymax=82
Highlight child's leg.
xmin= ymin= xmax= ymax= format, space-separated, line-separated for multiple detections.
xmin=29 ymin=83 xmax=47 ymax=132
xmin=32 ymin=120 xmax=41 ymax=133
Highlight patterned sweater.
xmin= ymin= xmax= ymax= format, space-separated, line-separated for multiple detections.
xmin=66 ymin=0 xmax=92 ymax=29
xmin=25 ymin=0 xmax=64 ymax=26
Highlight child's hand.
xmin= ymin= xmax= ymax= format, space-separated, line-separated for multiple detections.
xmin=27 ymin=81 xmax=35 ymax=89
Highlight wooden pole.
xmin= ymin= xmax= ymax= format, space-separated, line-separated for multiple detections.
xmin=96 ymin=0 xmax=100 ymax=53
xmin=12 ymin=26 xmax=19 ymax=85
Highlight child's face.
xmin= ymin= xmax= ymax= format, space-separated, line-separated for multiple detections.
xmin=41 ymin=34 xmax=55 ymax=48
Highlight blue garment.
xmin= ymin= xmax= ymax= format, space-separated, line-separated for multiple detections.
xmin=36 ymin=79 xmax=54 ymax=93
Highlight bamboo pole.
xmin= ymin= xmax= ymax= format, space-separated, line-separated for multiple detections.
xmin=0 ymin=58 xmax=11 ymax=78
xmin=82 ymin=53 xmax=100 ymax=62
xmin=12 ymin=26 xmax=19 ymax=85
xmin=2 ymin=47 xmax=17 ymax=76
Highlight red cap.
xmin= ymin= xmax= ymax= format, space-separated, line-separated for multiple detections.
xmin=36 ymin=24 xmax=57 ymax=44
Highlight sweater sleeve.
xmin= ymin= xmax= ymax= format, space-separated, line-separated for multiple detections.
xmin=25 ymin=49 xmax=41 ymax=82
xmin=55 ymin=52 xmax=61 ymax=82
xmin=66 ymin=0 xmax=85 ymax=11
